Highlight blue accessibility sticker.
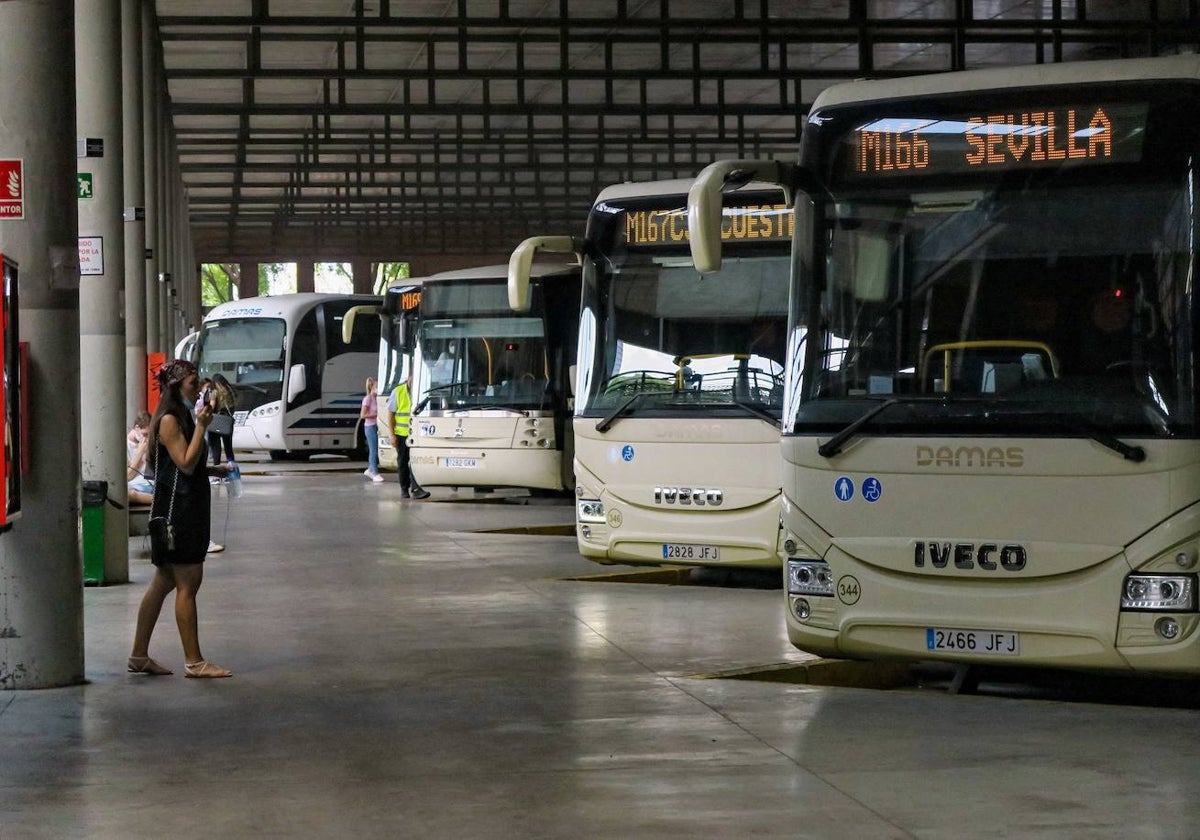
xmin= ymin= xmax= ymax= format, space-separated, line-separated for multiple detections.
xmin=621 ymin=444 xmax=635 ymax=462
xmin=862 ymin=476 xmax=882 ymax=503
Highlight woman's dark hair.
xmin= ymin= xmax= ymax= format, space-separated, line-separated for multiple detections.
xmin=149 ymin=360 xmax=197 ymax=451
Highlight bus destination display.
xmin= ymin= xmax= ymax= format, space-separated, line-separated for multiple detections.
xmin=837 ymin=103 xmax=1148 ymax=180
xmin=622 ymin=204 xmax=793 ymax=247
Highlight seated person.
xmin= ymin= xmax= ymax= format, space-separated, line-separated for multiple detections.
xmin=127 ymin=413 xmax=154 ymax=506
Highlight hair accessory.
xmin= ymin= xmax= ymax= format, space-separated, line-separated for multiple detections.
xmin=156 ymin=359 xmax=197 ymax=390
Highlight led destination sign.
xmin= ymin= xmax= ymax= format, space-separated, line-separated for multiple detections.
xmin=839 ymin=102 xmax=1148 ymax=180
xmin=622 ymin=204 xmax=793 ymax=247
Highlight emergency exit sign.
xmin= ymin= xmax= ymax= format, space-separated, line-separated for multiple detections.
xmin=0 ymin=159 xmax=23 ymax=219
xmin=77 ymin=173 xmax=93 ymax=200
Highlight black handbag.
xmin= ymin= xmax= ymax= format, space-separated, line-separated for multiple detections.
xmin=147 ymin=441 xmax=178 ymax=563
xmin=209 ymin=412 xmax=234 ymax=436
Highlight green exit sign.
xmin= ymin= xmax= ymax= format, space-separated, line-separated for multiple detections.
xmin=77 ymin=173 xmax=93 ymax=200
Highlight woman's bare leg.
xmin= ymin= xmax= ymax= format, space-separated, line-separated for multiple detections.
xmin=131 ymin=566 xmax=175 ymax=657
xmin=172 ymin=563 xmax=205 ymax=663
xmin=172 ymin=564 xmax=231 ymax=677
xmin=129 ymin=566 xmax=176 ymax=674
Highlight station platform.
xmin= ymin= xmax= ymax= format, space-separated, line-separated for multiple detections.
xmin=4 ymin=463 xmax=1200 ymax=838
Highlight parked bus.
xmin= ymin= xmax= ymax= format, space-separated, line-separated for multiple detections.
xmin=407 ymin=262 xmax=582 ymax=493
xmin=195 ymin=293 xmax=381 ymax=459
xmin=513 ymin=179 xmax=790 ymax=568
xmin=689 ymin=54 xmax=1200 ymax=673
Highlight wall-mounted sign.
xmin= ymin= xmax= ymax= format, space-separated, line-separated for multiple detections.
xmin=76 ymin=138 xmax=104 ymax=158
xmin=77 ymin=173 xmax=94 ymax=200
xmin=0 ymin=159 xmax=23 ymax=219
xmin=79 ymin=236 xmax=104 ymax=276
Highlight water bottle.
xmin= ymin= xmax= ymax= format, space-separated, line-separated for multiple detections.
xmin=227 ymin=462 xmax=243 ymax=499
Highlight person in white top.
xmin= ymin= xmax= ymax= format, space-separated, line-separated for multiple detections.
xmin=360 ymin=377 xmax=384 ymax=482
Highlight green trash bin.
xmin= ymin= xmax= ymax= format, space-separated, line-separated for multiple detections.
xmin=82 ymin=480 xmax=108 ymax=585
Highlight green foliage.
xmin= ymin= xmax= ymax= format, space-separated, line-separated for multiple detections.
xmin=200 ymin=264 xmax=237 ymax=306
xmin=374 ymin=262 xmax=409 ymax=295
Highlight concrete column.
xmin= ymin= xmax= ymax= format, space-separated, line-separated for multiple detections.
xmin=239 ymin=262 xmax=259 ymax=299
xmin=141 ymin=3 xmax=160 ymax=357
xmin=0 ymin=0 xmax=85 ymax=688
xmin=156 ymin=119 xmax=170 ymax=352
xmin=77 ymin=0 xmax=130 ymax=584
xmin=351 ymin=258 xmax=373 ymax=294
xmin=296 ymin=260 xmax=314 ymax=293
xmin=123 ymin=0 xmax=146 ymax=423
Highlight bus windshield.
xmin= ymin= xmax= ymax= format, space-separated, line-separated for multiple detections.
xmin=788 ymin=84 xmax=1200 ymax=439
xmin=196 ymin=317 xmax=286 ymax=411
xmin=581 ymin=256 xmax=788 ymax=416
xmin=414 ymin=281 xmax=551 ymax=411
xmin=579 ymin=193 xmax=791 ymax=419
xmin=790 ymin=176 xmax=1195 ymax=438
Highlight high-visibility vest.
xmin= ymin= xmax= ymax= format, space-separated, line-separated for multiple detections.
xmin=391 ymin=384 xmax=411 ymax=436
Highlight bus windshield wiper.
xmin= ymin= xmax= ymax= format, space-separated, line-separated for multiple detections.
xmin=817 ymin=397 xmax=903 ymax=457
xmin=725 ymin=398 xmax=781 ymax=428
xmin=982 ymin=409 xmax=1148 ymax=462
xmin=596 ymin=391 xmax=661 ymax=433
xmin=447 ymin=402 xmax=530 ymax=416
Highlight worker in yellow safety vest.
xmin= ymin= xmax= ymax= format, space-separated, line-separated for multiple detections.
xmin=385 ymin=371 xmax=430 ymax=499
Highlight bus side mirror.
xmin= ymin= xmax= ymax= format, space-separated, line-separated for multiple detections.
xmin=687 ymin=159 xmax=796 ymax=274
xmin=287 ymin=363 xmax=307 ymax=403
xmin=342 ymin=304 xmax=381 ymax=344
xmin=568 ymin=364 xmax=577 ymax=397
xmin=508 ymin=235 xmax=582 ymax=312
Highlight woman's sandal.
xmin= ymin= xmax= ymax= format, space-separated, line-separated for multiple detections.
xmin=127 ymin=656 xmax=173 ymax=676
xmin=184 ymin=660 xmax=232 ymax=679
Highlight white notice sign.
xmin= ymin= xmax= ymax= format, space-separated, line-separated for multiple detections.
xmin=78 ymin=236 xmax=103 ymax=276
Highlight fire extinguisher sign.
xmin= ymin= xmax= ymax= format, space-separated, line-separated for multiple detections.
xmin=0 ymin=159 xmax=23 ymax=220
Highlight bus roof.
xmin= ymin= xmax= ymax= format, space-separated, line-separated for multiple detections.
xmin=203 ymin=292 xmax=380 ymax=323
xmin=811 ymin=54 xmax=1200 ymax=112
xmin=592 ymin=177 xmax=787 ymax=207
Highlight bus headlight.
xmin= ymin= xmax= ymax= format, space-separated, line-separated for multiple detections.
xmin=577 ymin=499 xmax=605 ymax=523
xmin=787 ymin=560 xmax=833 ymax=596
xmin=1120 ymin=574 xmax=1197 ymax=611
xmin=248 ymin=402 xmax=281 ymax=419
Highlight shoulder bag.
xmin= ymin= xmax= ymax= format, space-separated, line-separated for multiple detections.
xmin=209 ymin=411 xmax=234 ymax=437
xmin=147 ymin=440 xmax=179 ymax=563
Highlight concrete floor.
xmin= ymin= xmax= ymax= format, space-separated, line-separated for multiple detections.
xmin=4 ymin=464 xmax=1200 ymax=839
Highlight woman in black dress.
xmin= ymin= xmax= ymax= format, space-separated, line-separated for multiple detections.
xmin=127 ymin=359 xmax=232 ymax=678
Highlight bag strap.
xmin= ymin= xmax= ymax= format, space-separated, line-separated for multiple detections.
xmin=151 ymin=428 xmax=180 ymax=523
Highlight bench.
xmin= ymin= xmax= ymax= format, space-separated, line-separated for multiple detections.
xmin=129 ymin=505 xmax=151 ymax=536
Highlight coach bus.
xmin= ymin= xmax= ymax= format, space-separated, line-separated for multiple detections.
xmin=513 ymin=179 xmax=790 ymax=568
xmin=195 ymin=293 xmax=380 ymax=459
xmin=688 ymin=54 xmax=1200 ymax=673
xmin=407 ymin=262 xmax=582 ymax=493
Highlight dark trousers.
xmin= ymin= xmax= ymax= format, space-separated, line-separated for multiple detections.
xmin=397 ymin=434 xmax=412 ymax=488
xmin=208 ymin=431 xmax=233 ymax=465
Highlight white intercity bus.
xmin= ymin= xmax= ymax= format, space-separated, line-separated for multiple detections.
xmin=689 ymin=55 xmax=1200 ymax=673
xmin=406 ymin=262 xmax=583 ymax=493
xmin=514 ymin=179 xmax=790 ymax=568
xmin=195 ymin=293 xmax=380 ymax=459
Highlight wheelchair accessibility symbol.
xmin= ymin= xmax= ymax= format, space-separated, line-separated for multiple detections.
xmin=863 ymin=477 xmax=882 ymax=503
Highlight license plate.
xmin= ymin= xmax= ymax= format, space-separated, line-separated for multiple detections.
xmin=234 ymin=411 xmax=249 ymax=426
xmin=927 ymin=627 xmax=1020 ymax=656
xmin=662 ymin=543 xmax=720 ymax=561
xmin=443 ymin=457 xmax=477 ymax=468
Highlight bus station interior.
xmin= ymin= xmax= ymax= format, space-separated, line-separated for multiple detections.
xmin=7 ymin=2 xmax=1200 ymax=838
